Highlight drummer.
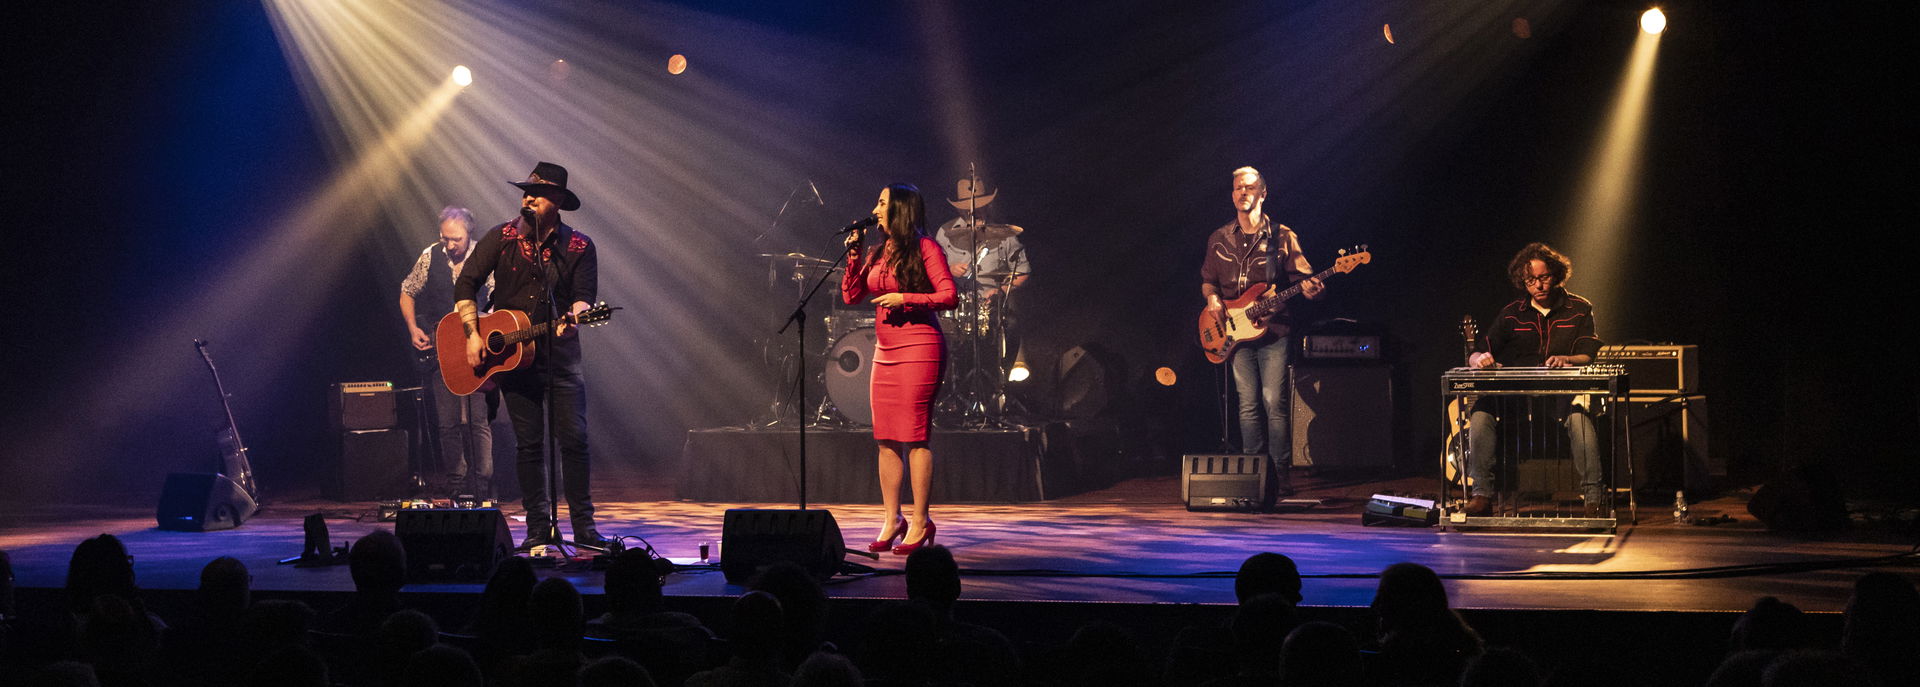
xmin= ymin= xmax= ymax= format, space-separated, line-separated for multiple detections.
xmin=936 ymin=173 xmax=1030 ymax=301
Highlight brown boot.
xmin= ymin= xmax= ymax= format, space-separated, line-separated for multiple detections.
xmin=1463 ymin=495 xmax=1492 ymax=516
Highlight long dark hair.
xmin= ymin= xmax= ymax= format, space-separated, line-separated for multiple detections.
xmin=877 ymin=183 xmax=934 ymax=294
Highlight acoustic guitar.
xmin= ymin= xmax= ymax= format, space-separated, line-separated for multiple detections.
xmin=1196 ymin=247 xmax=1371 ymax=364
xmin=436 ymin=303 xmax=618 ymax=395
xmin=1442 ymin=314 xmax=1478 ymax=484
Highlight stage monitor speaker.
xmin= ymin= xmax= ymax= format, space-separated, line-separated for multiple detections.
xmin=327 ymin=429 xmax=412 ymax=501
xmin=157 ymin=472 xmax=258 ymax=532
xmin=1747 ymin=463 xmax=1847 ymax=532
xmin=720 ymin=509 xmax=845 ymax=584
xmin=1182 ymin=454 xmax=1267 ymax=512
xmin=1290 ymin=365 xmax=1394 ymax=472
xmin=331 ymin=381 xmax=400 ymax=431
xmin=395 ymin=508 xmax=513 ymax=580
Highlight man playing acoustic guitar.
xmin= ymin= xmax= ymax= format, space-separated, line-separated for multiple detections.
xmin=453 ymin=162 xmax=608 ymax=552
xmin=1200 ymin=166 xmax=1324 ymax=501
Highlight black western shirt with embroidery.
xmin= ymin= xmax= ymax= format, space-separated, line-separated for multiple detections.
xmin=455 ymin=216 xmax=598 ymax=371
xmin=1478 ymin=289 xmax=1601 ymax=367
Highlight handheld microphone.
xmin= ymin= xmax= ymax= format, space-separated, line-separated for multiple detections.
xmin=834 ymin=214 xmax=879 ymax=234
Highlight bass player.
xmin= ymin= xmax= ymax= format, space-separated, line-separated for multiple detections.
xmin=1199 ymin=166 xmax=1323 ymax=501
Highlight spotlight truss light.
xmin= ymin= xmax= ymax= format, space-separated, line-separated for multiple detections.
xmin=451 ymin=65 xmax=473 ymax=86
xmin=1640 ymin=8 xmax=1667 ymax=35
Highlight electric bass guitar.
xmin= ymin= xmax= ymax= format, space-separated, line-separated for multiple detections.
xmin=1197 ymin=247 xmax=1372 ymax=364
xmin=436 ymin=303 xmax=619 ymax=395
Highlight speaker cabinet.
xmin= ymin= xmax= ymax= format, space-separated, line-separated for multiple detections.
xmin=327 ymin=429 xmax=412 ymax=501
xmin=395 ymin=508 xmax=513 ymax=580
xmin=156 ymin=472 xmax=258 ymax=532
xmin=1182 ymin=454 xmax=1268 ymax=512
xmin=720 ymin=509 xmax=845 ymax=584
xmin=1289 ymin=365 xmax=1394 ymax=472
xmin=1625 ymin=395 xmax=1714 ymax=493
xmin=331 ymin=381 xmax=400 ymax=431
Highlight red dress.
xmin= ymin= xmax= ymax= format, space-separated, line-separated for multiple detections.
xmin=841 ymin=237 xmax=958 ymax=441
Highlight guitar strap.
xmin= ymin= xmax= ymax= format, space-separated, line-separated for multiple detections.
xmin=1262 ymin=217 xmax=1284 ymax=327
xmin=1263 ymin=218 xmax=1281 ymax=289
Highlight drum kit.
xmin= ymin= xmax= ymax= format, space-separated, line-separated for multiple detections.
xmin=752 ymin=223 xmax=1027 ymax=430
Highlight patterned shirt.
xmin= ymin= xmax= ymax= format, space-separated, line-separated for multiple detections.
xmin=400 ymin=244 xmax=491 ymax=298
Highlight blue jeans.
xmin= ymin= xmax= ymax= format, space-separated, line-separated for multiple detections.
xmin=1230 ymin=336 xmax=1293 ymax=494
xmin=432 ymin=378 xmax=494 ymax=495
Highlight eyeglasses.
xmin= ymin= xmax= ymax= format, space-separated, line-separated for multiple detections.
xmin=1522 ymin=274 xmax=1555 ymax=286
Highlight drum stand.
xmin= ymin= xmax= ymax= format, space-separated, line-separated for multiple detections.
xmin=956 ymin=288 xmax=1025 ymax=428
xmin=748 ymin=181 xmax=829 ymax=430
xmin=946 ymin=210 xmax=1001 ymax=428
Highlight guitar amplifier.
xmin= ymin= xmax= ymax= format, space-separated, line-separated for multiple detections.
xmin=1181 ymin=454 xmax=1268 ymax=511
xmin=1300 ymin=334 xmax=1383 ymax=360
xmin=1595 ymin=345 xmax=1698 ymax=395
xmin=331 ymin=381 xmax=400 ymax=431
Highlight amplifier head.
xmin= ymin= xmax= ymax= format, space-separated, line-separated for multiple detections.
xmin=1595 ymin=345 xmax=1697 ymax=395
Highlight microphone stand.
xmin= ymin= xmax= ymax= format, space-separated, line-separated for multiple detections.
xmin=776 ymin=230 xmax=854 ymax=511
xmin=531 ymin=212 xmax=583 ymax=556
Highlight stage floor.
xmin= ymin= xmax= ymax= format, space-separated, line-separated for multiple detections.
xmin=6 ymin=475 xmax=1914 ymax=613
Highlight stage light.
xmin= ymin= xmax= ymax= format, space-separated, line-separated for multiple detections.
xmin=1382 ymin=24 xmax=1395 ymax=45
xmin=1008 ymin=346 xmax=1030 ymax=382
xmin=668 ymin=54 xmax=687 ymax=75
xmin=451 ymin=65 xmax=472 ymax=87
xmin=1564 ymin=5 xmax=1664 ymax=341
xmin=1641 ymin=8 xmax=1666 ymax=35
xmin=550 ymin=59 xmax=572 ymax=82
xmin=1155 ymin=367 xmax=1177 ymax=387
xmin=1512 ymin=17 xmax=1533 ymax=40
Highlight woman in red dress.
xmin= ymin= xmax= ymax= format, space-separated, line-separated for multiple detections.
xmin=841 ymin=183 xmax=957 ymax=555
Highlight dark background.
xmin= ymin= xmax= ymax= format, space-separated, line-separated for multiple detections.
xmin=5 ymin=1 xmax=1911 ymax=506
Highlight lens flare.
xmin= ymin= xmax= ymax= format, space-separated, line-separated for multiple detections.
xmin=450 ymin=65 xmax=472 ymax=86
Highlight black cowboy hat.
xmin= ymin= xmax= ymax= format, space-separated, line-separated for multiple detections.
xmin=509 ymin=161 xmax=582 ymax=211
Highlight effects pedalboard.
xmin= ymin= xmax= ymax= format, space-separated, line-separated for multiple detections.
xmin=375 ymin=495 xmax=496 ymax=522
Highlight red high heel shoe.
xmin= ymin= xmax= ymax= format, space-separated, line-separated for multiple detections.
xmin=867 ymin=516 xmax=908 ymax=552
xmin=892 ymin=519 xmax=936 ymax=556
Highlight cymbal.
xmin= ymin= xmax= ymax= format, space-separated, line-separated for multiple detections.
xmin=755 ymin=252 xmax=835 ymax=266
xmin=946 ymin=223 xmax=1024 ymax=242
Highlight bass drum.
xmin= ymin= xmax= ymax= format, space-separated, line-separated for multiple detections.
xmin=824 ymin=327 xmax=876 ymax=426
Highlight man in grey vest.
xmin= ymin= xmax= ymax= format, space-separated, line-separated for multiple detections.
xmin=400 ymin=206 xmax=494 ymax=497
